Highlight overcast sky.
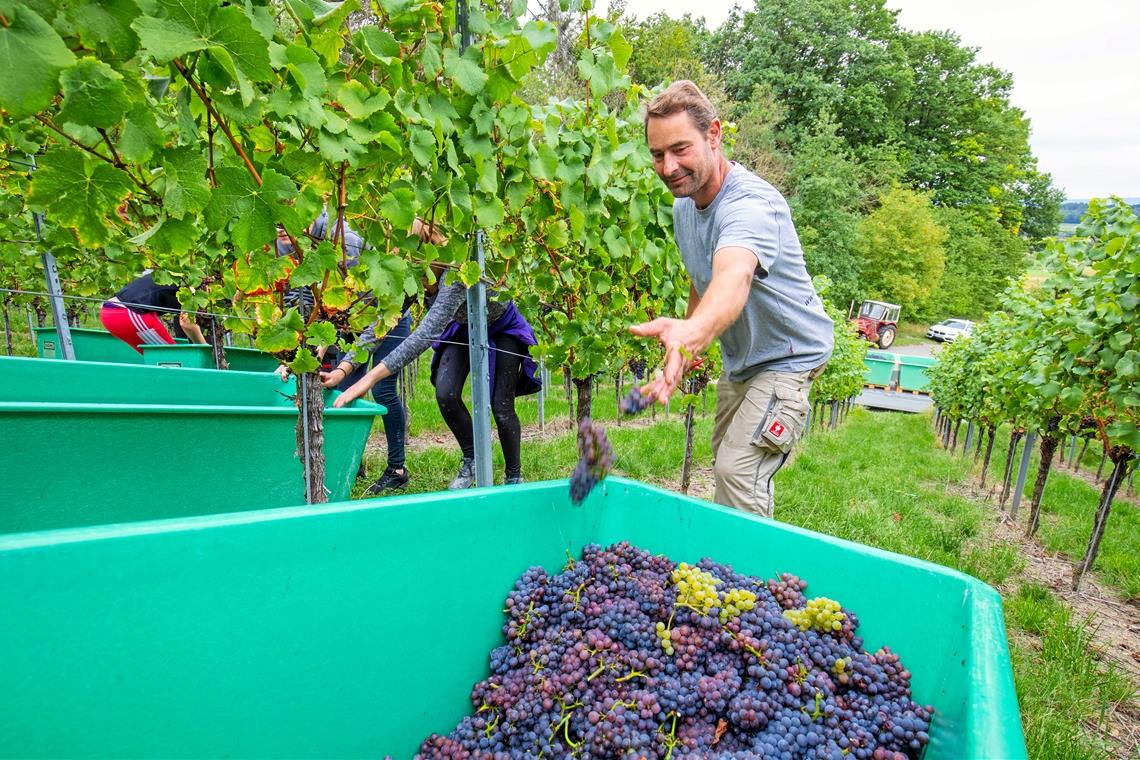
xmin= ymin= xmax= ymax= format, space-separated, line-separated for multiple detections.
xmin=609 ymin=0 xmax=1140 ymax=200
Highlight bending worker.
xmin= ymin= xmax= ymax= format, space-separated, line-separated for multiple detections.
xmin=630 ymin=80 xmax=833 ymax=519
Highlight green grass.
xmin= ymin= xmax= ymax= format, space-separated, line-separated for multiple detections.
xmin=963 ymin=424 xmax=1140 ymax=599
xmin=1006 ymin=583 xmax=1136 ymax=759
xmin=894 ymin=321 xmax=931 ymax=347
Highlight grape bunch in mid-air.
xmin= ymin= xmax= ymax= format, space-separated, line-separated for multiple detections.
xmin=415 ymin=542 xmax=934 ymax=759
xmin=569 ymin=418 xmax=615 ymax=505
xmin=619 ymin=385 xmax=655 ymax=416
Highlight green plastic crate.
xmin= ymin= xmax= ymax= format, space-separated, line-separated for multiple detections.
xmin=140 ymin=342 xmax=216 ymax=368
xmin=141 ymin=343 xmax=280 ymax=371
xmin=863 ymin=351 xmax=897 ymax=386
xmin=0 ymin=478 xmax=1025 ymax=758
xmin=898 ymin=355 xmax=937 ymax=393
xmin=35 ymin=326 xmax=148 ymax=363
xmin=0 ymin=356 xmax=385 ymax=533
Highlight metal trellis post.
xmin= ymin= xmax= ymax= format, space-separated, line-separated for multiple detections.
xmin=1009 ymin=431 xmax=1036 ymax=518
xmin=458 ymin=1 xmax=493 ymax=487
xmin=29 ymin=156 xmax=75 ymax=361
xmin=466 ymin=231 xmax=493 ymax=487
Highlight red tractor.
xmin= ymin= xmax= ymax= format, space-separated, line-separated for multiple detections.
xmin=852 ymin=300 xmax=900 ymax=349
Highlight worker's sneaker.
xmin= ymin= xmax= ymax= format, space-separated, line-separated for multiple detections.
xmin=448 ymin=458 xmax=476 ymax=490
xmin=504 ymin=473 xmax=524 ymax=485
xmin=366 ymin=467 xmax=409 ymax=495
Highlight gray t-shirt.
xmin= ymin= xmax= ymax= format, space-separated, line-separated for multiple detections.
xmin=674 ymin=163 xmax=833 ymax=382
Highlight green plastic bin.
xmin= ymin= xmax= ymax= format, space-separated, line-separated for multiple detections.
xmin=0 ymin=478 xmax=1025 ymax=759
xmin=898 ymin=355 xmax=937 ymax=393
xmin=863 ymin=350 xmax=897 ymax=386
xmin=0 ymin=356 xmax=385 ymax=533
xmin=141 ymin=343 xmax=280 ymax=371
xmin=35 ymin=326 xmax=149 ymax=363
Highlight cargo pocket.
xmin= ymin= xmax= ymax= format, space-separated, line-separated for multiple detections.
xmin=749 ymin=384 xmax=808 ymax=453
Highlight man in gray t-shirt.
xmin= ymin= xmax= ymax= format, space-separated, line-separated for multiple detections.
xmin=631 ymin=80 xmax=833 ymax=519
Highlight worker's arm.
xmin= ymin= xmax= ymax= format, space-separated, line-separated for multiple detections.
xmin=629 ymin=247 xmax=756 ymax=402
xmin=178 ymin=313 xmax=207 ymax=344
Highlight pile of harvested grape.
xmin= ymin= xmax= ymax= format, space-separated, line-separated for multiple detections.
xmin=416 ymin=542 xmax=933 ymax=759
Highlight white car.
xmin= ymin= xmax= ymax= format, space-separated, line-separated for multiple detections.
xmin=926 ymin=319 xmax=974 ymax=343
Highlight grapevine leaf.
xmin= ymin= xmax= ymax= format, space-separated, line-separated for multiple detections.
xmin=377 ymin=185 xmax=417 ymax=229
xmin=57 ymin=57 xmax=132 ymax=128
xmin=0 ymin=1 xmax=77 ymax=118
xmin=475 ymin=196 xmax=505 ymax=228
xmin=131 ymin=13 xmax=211 ymax=61
xmin=256 ymin=307 xmax=305 ymax=352
xmin=160 ymin=146 xmax=211 ymax=219
xmin=305 ymin=320 xmax=338 ymax=348
xmin=26 ymin=147 xmax=133 ymax=246
xmin=444 ymin=47 xmax=488 ymax=95
xmin=118 ymin=103 xmax=164 ymax=163
xmin=289 ymin=240 xmax=339 ymax=288
xmin=458 ymin=261 xmax=483 ymax=287
xmin=205 ymin=167 xmax=299 ymax=252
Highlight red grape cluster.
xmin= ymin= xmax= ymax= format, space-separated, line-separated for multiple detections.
xmin=569 ymin=418 xmax=615 ymax=505
xmin=619 ymin=386 xmax=655 ymax=416
xmin=415 ymin=542 xmax=934 ymax=759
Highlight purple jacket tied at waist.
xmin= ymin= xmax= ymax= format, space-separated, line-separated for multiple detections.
xmin=430 ymin=301 xmax=542 ymax=397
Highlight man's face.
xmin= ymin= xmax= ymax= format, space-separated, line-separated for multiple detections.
xmin=646 ymin=111 xmax=721 ymax=201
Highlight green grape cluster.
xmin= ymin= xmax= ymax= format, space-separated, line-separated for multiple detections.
xmin=654 ymin=621 xmax=674 ymax=656
xmin=783 ymin=597 xmax=846 ymax=633
xmin=671 ymin=562 xmax=720 ymax=615
xmin=718 ymin=588 xmax=757 ymax=624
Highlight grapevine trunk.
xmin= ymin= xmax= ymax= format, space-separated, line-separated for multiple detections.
xmin=295 ymin=372 xmax=327 ymax=505
xmin=1073 ymin=448 xmax=1132 ymax=592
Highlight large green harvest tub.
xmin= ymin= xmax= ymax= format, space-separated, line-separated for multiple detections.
xmin=0 ymin=356 xmax=384 ymax=533
xmin=0 ymin=478 xmax=1025 ymax=759
xmin=898 ymin=355 xmax=937 ymax=392
xmin=863 ymin=350 xmax=897 ymax=386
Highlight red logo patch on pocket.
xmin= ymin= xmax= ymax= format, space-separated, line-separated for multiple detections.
xmin=768 ymin=420 xmax=786 ymax=438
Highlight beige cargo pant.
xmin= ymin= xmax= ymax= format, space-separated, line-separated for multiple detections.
xmin=711 ymin=365 xmax=825 ymax=518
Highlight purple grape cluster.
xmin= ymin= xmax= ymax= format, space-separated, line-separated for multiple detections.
xmin=415 ymin=542 xmax=934 ymax=759
xmin=628 ymin=357 xmax=648 ymax=380
xmin=619 ymin=386 xmax=655 ymax=416
xmin=569 ymin=418 xmax=615 ymax=505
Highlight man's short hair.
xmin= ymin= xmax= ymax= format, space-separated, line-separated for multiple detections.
xmin=644 ymin=80 xmax=718 ymax=134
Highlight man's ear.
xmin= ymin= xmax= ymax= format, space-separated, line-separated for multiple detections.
xmin=707 ymin=119 xmax=723 ymax=150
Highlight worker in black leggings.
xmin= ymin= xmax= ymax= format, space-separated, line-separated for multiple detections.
xmin=327 ymin=224 xmax=541 ymax=488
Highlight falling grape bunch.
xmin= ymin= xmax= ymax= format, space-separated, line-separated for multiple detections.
xmin=415 ymin=541 xmax=934 ymax=759
xmin=569 ymin=418 xmax=615 ymax=505
xmin=619 ymin=386 xmax=655 ymax=416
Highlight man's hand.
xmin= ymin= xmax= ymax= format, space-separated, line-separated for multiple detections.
xmin=274 ymin=364 xmax=290 ymax=382
xmin=628 ymin=317 xmax=713 ymax=403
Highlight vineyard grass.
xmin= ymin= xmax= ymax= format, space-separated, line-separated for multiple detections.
xmin=360 ymin=401 xmax=1137 ymax=758
xmin=964 ymin=423 xmax=1140 ymax=599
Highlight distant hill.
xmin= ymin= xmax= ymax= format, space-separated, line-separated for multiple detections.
xmin=1060 ymin=198 xmax=1140 ymax=224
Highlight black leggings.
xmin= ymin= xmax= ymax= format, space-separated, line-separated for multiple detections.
xmin=434 ymin=334 xmax=525 ymax=477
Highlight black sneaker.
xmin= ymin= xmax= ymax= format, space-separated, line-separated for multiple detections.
xmin=366 ymin=467 xmax=409 ymax=495
xmin=504 ymin=474 xmax=524 ymax=485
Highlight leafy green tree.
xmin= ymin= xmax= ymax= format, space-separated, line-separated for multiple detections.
xmin=787 ymin=113 xmax=867 ymax=308
xmin=854 ymin=186 xmax=947 ymax=314
xmin=706 ymin=0 xmax=911 ymax=149
xmin=622 ymin=11 xmax=709 ymax=89
xmin=919 ymin=207 xmax=1026 ymax=321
